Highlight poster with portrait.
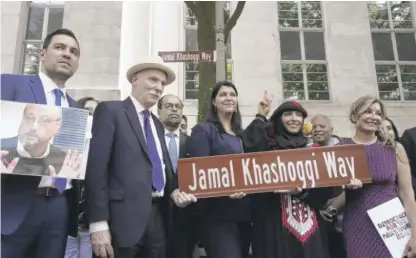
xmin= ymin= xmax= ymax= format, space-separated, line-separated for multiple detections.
xmin=0 ymin=101 xmax=90 ymax=180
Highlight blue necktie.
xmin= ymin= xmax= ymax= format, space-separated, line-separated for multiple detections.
xmin=142 ymin=110 xmax=165 ymax=192
xmin=166 ymin=132 xmax=178 ymax=172
xmin=53 ymin=89 xmax=67 ymax=193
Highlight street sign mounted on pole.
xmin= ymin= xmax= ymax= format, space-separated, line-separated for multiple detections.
xmin=215 ymin=1 xmax=226 ymax=82
xmin=158 ymin=51 xmax=216 ymax=63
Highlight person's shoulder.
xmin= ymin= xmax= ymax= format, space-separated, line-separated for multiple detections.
xmin=99 ymin=100 xmax=122 ymax=106
xmin=92 ymin=101 xmax=125 ymax=125
xmin=192 ymin=122 xmax=216 ymax=133
xmin=403 ymin=127 xmax=416 ymax=136
xmin=95 ymin=100 xmax=123 ymax=112
xmin=181 ymin=133 xmax=190 ymax=139
xmin=180 ymin=132 xmax=191 ymax=142
xmin=1 ymin=137 xmax=18 ymax=150
xmin=1 ymin=73 xmax=36 ymax=81
xmin=1 ymin=74 xmax=36 ymax=86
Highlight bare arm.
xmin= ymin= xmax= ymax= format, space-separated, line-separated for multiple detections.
xmin=396 ymin=143 xmax=416 ymax=236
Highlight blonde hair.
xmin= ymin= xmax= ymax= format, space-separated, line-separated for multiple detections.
xmin=349 ymin=95 xmax=394 ymax=149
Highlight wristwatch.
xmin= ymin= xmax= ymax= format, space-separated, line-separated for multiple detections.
xmin=327 ymin=205 xmax=338 ymax=216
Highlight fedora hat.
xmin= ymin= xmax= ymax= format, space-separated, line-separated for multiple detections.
xmin=126 ymin=56 xmax=176 ymax=85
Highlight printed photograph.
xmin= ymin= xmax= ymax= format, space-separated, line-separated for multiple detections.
xmin=0 ymin=101 xmax=89 ymax=179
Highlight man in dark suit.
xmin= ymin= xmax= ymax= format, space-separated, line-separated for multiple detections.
xmin=400 ymin=127 xmax=416 ymax=192
xmin=0 ymin=28 xmax=82 ymax=258
xmin=86 ymin=56 xmax=176 ymax=258
xmin=156 ymin=94 xmax=198 ymax=258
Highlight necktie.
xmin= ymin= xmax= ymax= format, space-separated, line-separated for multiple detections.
xmin=53 ymin=89 xmax=67 ymax=193
xmin=142 ymin=110 xmax=165 ymax=192
xmin=166 ymin=132 xmax=178 ymax=172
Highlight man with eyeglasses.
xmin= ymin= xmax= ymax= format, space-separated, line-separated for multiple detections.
xmin=156 ymin=94 xmax=198 ymax=258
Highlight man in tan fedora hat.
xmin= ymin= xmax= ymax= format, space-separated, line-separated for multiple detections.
xmin=86 ymin=56 xmax=176 ymax=258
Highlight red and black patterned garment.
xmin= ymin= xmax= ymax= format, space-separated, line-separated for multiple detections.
xmin=242 ymin=101 xmax=334 ymax=258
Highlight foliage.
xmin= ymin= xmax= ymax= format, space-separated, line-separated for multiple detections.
xmin=185 ymin=1 xmax=246 ymax=122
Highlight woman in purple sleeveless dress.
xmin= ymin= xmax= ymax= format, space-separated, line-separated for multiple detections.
xmin=342 ymin=96 xmax=416 ymax=258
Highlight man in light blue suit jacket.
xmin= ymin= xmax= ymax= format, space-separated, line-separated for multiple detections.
xmin=1 ymin=28 xmax=82 ymax=258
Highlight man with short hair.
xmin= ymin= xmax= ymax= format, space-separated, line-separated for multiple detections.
xmin=86 ymin=56 xmax=176 ymax=258
xmin=310 ymin=114 xmax=340 ymax=146
xmin=1 ymin=28 xmax=82 ymax=258
xmin=157 ymin=94 xmax=186 ymax=175
xmin=310 ymin=114 xmax=346 ymax=258
xmin=157 ymin=95 xmax=197 ymax=258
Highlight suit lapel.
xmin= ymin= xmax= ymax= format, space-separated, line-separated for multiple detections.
xmin=29 ymin=75 xmax=47 ymax=104
xmin=67 ymin=95 xmax=79 ymax=108
xmin=179 ymin=135 xmax=188 ymax=159
xmin=123 ymin=98 xmax=149 ymax=158
xmin=153 ymin=114 xmax=173 ymax=171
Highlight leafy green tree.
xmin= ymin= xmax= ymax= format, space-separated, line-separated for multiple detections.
xmin=185 ymin=1 xmax=246 ymax=122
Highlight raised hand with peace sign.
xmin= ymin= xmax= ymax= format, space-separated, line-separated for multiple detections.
xmin=258 ymin=90 xmax=274 ymax=117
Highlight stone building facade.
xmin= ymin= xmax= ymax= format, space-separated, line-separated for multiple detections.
xmin=1 ymin=1 xmax=415 ymax=136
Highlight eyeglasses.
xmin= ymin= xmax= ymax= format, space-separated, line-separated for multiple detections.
xmin=163 ymin=103 xmax=183 ymax=110
xmin=22 ymin=116 xmax=60 ymax=127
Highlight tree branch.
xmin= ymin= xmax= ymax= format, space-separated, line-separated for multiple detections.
xmin=224 ymin=1 xmax=246 ymax=42
xmin=185 ymin=1 xmax=202 ymax=21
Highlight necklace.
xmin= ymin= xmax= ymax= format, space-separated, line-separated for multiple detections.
xmin=352 ymin=136 xmax=377 ymax=145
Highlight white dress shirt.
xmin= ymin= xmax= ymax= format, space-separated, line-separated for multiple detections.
xmin=89 ymin=95 xmax=166 ymax=233
xmin=37 ymin=72 xmax=72 ymax=190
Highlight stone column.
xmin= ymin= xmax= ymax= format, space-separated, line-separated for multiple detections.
xmin=150 ymin=1 xmax=182 ymax=98
xmin=323 ymin=1 xmax=378 ymax=103
xmin=117 ymin=1 xmax=151 ymax=99
xmin=1 ymin=1 xmax=27 ymax=74
xmin=64 ymin=1 xmax=122 ymax=101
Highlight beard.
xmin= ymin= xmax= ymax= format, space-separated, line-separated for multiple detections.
xmin=165 ymin=118 xmax=180 ymax=129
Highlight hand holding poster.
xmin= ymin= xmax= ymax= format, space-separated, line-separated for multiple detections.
xmin=0 ymin=101 xmax=89 ymax=180
xmin=178 ymin=144 xmax=372 ymax=198
xmin=367 ymin=197 xmax=411 ymax=258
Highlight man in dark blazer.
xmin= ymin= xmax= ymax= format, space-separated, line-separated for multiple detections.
xmin=400 ymin=127 xmax=416 ymax=193
xmin=86 ymin=56 xmax=176 ymax=258
xmin=0 ymin=28 xmax=82 ymax=258
xmin=156 ymin=94 xmax=198 ymax=258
